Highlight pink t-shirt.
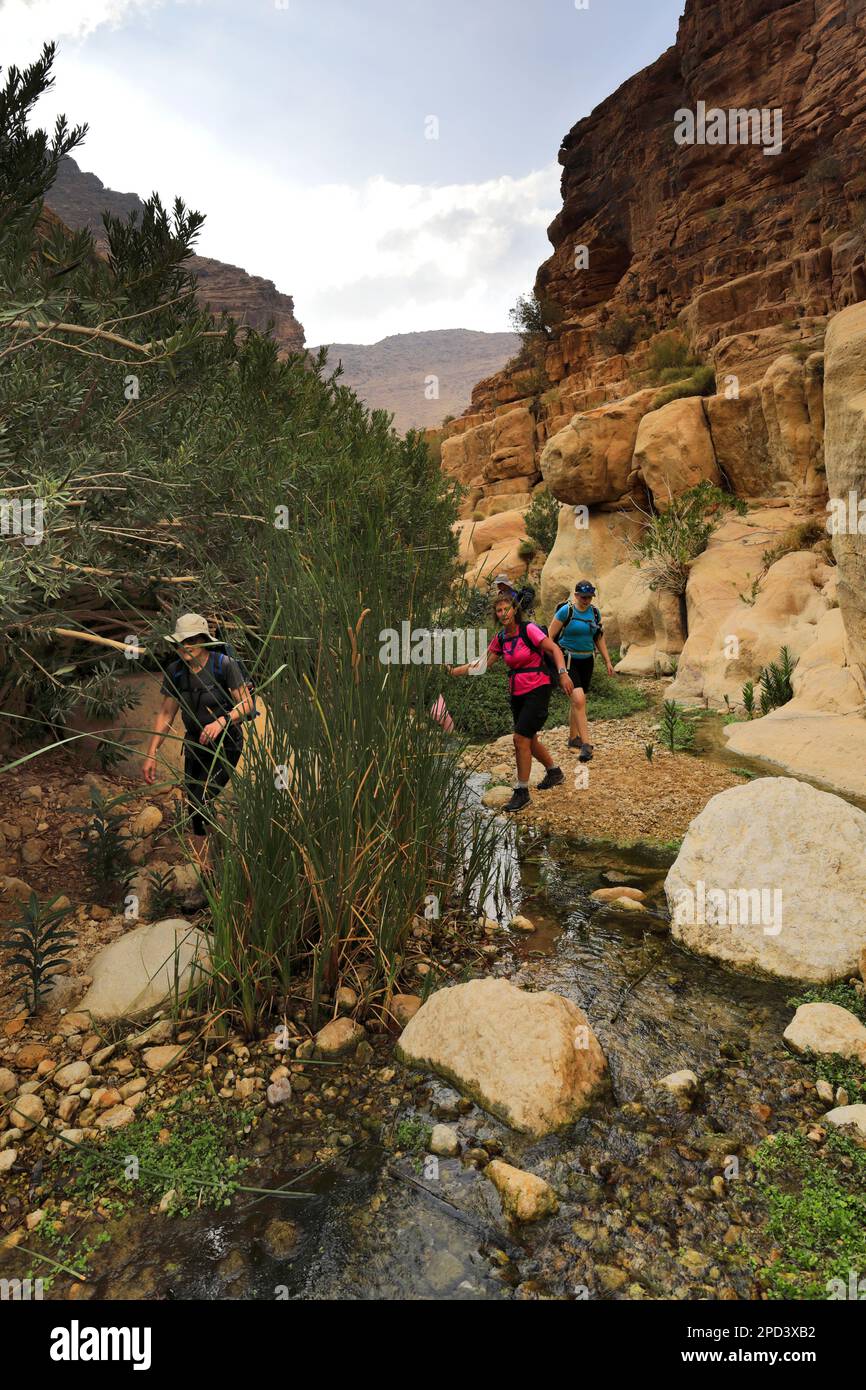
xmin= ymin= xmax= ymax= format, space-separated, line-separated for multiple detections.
xmin=489 ymin=623 xmax=551 ymax=697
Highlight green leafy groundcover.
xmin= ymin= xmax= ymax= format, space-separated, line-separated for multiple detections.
xmin=445 ymin=660 xmax=648 ymax=742
xmin=752 ymin=1129 xmax=866 ymax=1300
xmin=55 ymin=1087 xmax=253 ymax=1217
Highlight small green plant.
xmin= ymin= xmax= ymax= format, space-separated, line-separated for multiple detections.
xmin=750 ymin=1129 xmax=866 ymax=1300
xmin=739 ymin=575 xmax=761 ymax=606
xmin=146 ymin=867 xmax=178 ymax=919
xmin=523 ymin=488 xmax=560 ymax=555
xmin=517 ymin=539 xmax=537 ymax=562
xmin=393 ymin=1117 xmax=432 ymax=1153
xmin=758 ymin=646 xmax=796 ymax=715
xmin=74 ymin=788 xmax=134 ymax=902
xmin=742 ymin=680 xmax=756 ymax=719
xmin=761 ymin=520 xmax=826 ymax=572
xmin=1 ymin=893 xmax=75 ymax=1012
xmin=644 ymin=743 xmax=655 ymax=762
xmin=658 ymin=699 xmax=695 ymax=752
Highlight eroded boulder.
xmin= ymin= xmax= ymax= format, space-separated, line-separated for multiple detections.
xmin=666 ymin=779 xmax=866 ymax=983
xmin=395 ymin=976 xmax=607 ymax=1137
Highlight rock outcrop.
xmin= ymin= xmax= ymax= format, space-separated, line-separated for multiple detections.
xmin=824 ymin=300 xmax=866 ymax=670
xmin=395 ymin=976 xmax=607 ymax=1137
xmin=441 ymin=0 xmax=866 ymax=727
xmin=46 ymin=156 xmax=305 ymax=354
xmin=666 ymin=778 xmax=866 ymax=983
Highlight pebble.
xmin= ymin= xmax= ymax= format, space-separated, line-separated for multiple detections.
xmin=429 ymin=1124 xmax=460 ymax=1157
xmin=54 ymin=1061 xmax=91 ymax=1090
xmin=10 ymin=1093 xmax=44 ymax=1131
xmin=143 ymin=1046 xmax=184 ymax=1072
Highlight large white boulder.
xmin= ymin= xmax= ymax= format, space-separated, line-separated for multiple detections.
xmin=666 ymin=778 xmax=866 ymax=983
xmin=395 ymin=976 xmax=607 ymax=1137
xmin=77 ymin=918 xmax=211 ymax=1021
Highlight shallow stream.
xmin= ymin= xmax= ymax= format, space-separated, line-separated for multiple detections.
xmin=83 ymin=770 xmax=815 ymax=1302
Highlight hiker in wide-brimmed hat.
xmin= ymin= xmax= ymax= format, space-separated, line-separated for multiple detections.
xmin=143 ymin=614 xmax=255 ymax=864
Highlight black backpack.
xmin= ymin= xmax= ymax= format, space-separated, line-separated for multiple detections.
xmin=167 ymin=645 xmax=257 ymax=734
xmin=558 ymin=602 xmax=602 ymax=644
xmin=497 ymin=621 xmax=560 ymax=690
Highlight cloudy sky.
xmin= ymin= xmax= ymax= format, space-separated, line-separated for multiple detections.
xmin=1 ymin=0 xmax=685 ymax=343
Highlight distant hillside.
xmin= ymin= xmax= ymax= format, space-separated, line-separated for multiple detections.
xmin=46 ymin=157 xmax=305 ymax=353
xmin=314 ymin=330 xmax=521 ymax=433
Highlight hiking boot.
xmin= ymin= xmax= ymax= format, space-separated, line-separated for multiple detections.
xmin=578 ymin=743 xmax=594 ymax=763
xmin=537 ymin=766 xmax=564 ymax=790
xmin=503 ymin=787 xmax=530 ymax=813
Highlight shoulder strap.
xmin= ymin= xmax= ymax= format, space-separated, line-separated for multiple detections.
xmin=518 ymin=621 xmax=540 ymax=653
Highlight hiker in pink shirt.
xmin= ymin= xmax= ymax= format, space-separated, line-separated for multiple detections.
xmin=448 ymin=589 xmax=573 ymax=812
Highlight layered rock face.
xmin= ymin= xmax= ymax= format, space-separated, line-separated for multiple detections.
xmin=445 ymin=0 xmax=866 ymax=567
xmin=46 ymin=157 xmax=305 ymax=354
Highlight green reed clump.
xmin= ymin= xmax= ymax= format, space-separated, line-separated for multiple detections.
xmin=199 ymin=415 xmax=502 ymax=1035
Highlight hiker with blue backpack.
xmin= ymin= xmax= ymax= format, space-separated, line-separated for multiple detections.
xmin=548 ymin=580 xmax=615 ymax=763
xmin=142 ymin=613 xmax=255 ymax=863
xmin=447 ymin=583 xmax=573 ymax=813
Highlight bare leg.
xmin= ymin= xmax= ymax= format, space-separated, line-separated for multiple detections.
xmin=529 ymin=734 xmax=554 ymax=769
xmin=570 ymin=686 xmax=590 ymax=745
xmin=513 ymin=732 xmax=532 ymax=783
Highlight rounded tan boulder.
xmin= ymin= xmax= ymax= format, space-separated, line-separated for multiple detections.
xmin=395 ymin=976 xmax=607 ymax=1137
xmin=540 ymin=388 xmax=656 ymax=506
xmin=784 ymin=1003 xmax=866 ymax=1064
xmin=631 ymin=396 xmax=720 ymax=509
xmin=666 ymin=778 xmax=866 ymax=983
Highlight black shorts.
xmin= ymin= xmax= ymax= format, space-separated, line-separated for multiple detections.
xmin=510 ymin=683 xmax=551 ymax=737
xmin=564 ymin=654 xmax=594 ymax=692
xmin=183 ymin=733 xmax=243 ymax=835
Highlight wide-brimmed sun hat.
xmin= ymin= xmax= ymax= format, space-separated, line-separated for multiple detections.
xmin=167 ymin=613 xmax=213 ymax=644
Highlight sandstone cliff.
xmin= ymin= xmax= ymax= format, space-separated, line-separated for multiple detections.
xmin=46 ymin=157 xmax=305 ymax=354
xmin=446 ymin=0 xmax=866 ymax=560
xmin=448 ymin=0 xmax=866 ymax=798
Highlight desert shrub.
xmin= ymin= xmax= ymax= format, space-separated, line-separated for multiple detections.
xmin=652 ymin=364 xmax=715 ymax=409
xmin=761 ymin=520 xmax=827 ymax=571
xmin=596 ymin=312 xmax=640 ymax=356
xmin=523 ymin=489 xmax=561 ymax=555
xmin=646 ymin=330 xmax=695 ymax=380
xmin=629 ymin=482 xmax=746 ymax=598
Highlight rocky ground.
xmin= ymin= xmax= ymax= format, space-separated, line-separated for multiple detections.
xmin=471 ymin=709 xmax=744 ymax=847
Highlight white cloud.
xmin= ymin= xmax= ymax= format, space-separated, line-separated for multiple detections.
xmin=9 ymin=17 xmax=561 ymax=343
xmin=0 ymin=0 xmax=169 ymax=56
